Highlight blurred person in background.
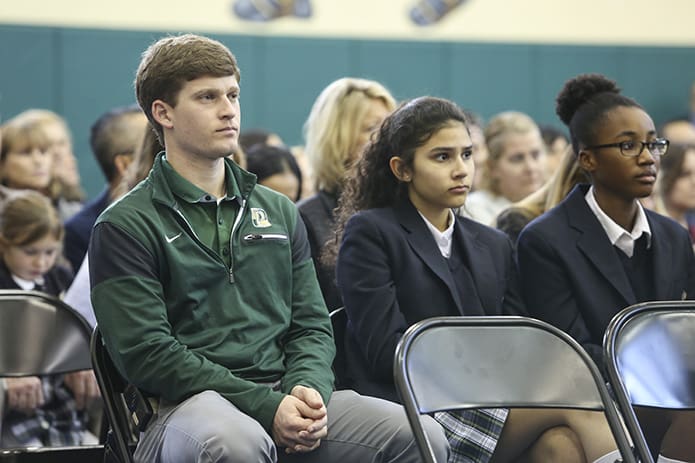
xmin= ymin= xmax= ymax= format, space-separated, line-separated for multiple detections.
xmin=245 ymin=143 xmax=302 ymax=201
xmin=298 ymin=77 xmax=396 ymax=311
xmin=657 ymin=143 xmax=695 ymax=246
xmin=464 ymin=111 xmax=547 ymax=225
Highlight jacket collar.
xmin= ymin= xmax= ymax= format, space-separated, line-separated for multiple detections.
xmin=149 ymin=152 xmax=256 ymax=209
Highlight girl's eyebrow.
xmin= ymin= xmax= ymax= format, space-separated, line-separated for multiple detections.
xmin=615 ymin=129 xmax=657 ymax=138
xmin=429 ymin=144 xmax=474 ymax=152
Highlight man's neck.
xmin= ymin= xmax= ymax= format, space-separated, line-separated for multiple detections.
xmin=165 ymin=148 xmax=227 ymax=198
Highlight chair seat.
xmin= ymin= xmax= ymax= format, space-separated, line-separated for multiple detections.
xmin=0 ymin=444 xmax=104 ymax=463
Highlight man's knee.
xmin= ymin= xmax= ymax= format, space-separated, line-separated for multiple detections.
xmin=199 ymin=420 xmax=275 ymax=462
xmin=157 ymin=391 xmax=277 ymax=463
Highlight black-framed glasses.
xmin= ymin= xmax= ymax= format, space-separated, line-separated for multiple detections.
xmin=584 ymin=138 xmax=670 ymax=158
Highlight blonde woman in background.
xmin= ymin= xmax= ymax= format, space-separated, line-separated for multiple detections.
xmin=496 ymin=147 xmax=590 ymax=245
xmin=464 ymin=111 xmax=547 ymax=225
xmin=298 ymin=77 xmax=396 ymax=311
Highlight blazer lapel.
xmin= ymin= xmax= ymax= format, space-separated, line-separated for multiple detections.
xmin=455 ymin=222 xmax=499 ymax=313
xmin=647 ymin=214 xmax=676 ymax=300
xmin=395 ymin=201 xmax=464 ymax=313
xmin=566 ymin=186 xmax=636 ymax=304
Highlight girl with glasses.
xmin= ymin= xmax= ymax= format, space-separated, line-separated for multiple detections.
xmin=517 ymin=73 xmax=695 ymax=462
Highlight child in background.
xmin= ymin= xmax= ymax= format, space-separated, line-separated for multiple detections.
xmin=0 ymin=190 xmax=98 ymax=448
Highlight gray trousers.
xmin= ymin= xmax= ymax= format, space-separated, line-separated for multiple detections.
xmin=134 ymin=389 xmax=449 ymax=463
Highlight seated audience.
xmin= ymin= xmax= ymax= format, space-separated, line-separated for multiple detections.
xmin=63 ymin=105 xmax=147 ymax=271
xmin=661 ymin=118 xmax=695 ymax=146
xmin=245 ymin=143 xmax=302 ymax=201
xmin=464 ymin=110 xmax=489 ymax=190
xmin=65 ymin=123 xmax=162 ymax=329
xmin=239 ymin=128 xmax=285 ymax=152
xmin=0 ymin=190 xmax=98 ymax=448
xmin=0 ymin=113 xmax=54 ymax=195
xmin=657 ymin=143 xmax=695 ymax=245
xmin=89 ymin=33 xmax=447 ymax=463
xmin=464 ymin=111 xmax=547 ymax=225
xmin=517 ymin=73 xmax=695 ymax=462
xmin=298 ymin=77 xmax=396 ymax=311
xmin=496 ymin=147 xmax=589 ymax=245
xmin=333 ymin=96 xmax=618 ymax=463
xmin=540 ymin=124 xmax=570 ymax=178
xmin=22 ymin=109 xmax=85 ymax=220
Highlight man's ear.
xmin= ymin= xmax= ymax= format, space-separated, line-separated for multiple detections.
xmin=578 ymin=149 xmax=597 ymax=173
xmin=389 ymin=156 xmax=412 ymax=182
xmin=151 ymin=100 xmax=173 ymax=129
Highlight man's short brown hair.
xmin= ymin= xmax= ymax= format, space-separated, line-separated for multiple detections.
xmin=135 ymin=34 xmax=240 ymax=144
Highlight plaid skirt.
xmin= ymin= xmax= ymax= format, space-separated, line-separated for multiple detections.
xmin=434 ymin=408 xmax=509 ymax=463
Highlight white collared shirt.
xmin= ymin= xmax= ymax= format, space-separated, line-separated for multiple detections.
xmin=12 ymin=274 xmax=45 ymax=291
xmin=418 ymin=209 xmax=455 ymax=258
xmin=584 ymin=186 xmax=652 ymax=257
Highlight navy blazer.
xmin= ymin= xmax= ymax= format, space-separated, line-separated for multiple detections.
xmin=64 ymin=189 xmax=110 ymax=272
xmin=298 ymin=190 xmax=342 ymax=310
xmin=336 ymin=199 xmax=526 ymax=402
xmin=517 ymin=184 xmax=695 ymax=365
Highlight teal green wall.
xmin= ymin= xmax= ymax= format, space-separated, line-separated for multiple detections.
xmin=2 ymin=24 xmax=695 ymax=199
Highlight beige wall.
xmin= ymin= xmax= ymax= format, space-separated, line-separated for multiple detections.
xmin=1 ymin=0 xmax=694 ymax=45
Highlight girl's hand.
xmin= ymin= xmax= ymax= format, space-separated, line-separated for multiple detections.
xmin=5 ymin=376 xmax=44 ymax=413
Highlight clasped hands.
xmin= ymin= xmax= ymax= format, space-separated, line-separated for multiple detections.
xmin=5 ymin=370 xmax=100 ymax=414
xmin=272 ymin=385 xmax=328 ymax=454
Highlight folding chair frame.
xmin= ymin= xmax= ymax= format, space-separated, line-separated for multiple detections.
xmin=395 ymin=316 xmax=636 ymax=463
xmin=604 ymin=300 xmax=695 ymax=463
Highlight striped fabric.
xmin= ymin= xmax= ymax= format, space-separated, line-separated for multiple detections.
xmin=434 ymin=408 xmax=509 ymax=463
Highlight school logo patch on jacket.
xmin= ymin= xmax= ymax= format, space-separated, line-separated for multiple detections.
xmin=251 ymin=208 xmax=272 ymax=228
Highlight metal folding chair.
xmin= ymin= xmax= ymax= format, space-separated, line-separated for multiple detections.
xmin=90 ymin=327 xmax=152 ymax=463
xmin=604 ymin=300 xmax=695 ymax=463
xmin=0 ymin=289 xmax=101 ymax=461
xmin=395 ymin=315 xmax=636 ymax=463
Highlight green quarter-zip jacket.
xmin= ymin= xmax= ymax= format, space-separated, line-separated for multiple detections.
xmin=89 ymin=153 xmax=335 ymax=432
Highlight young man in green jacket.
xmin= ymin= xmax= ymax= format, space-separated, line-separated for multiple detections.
xmin=89 ymin=33 xmax=448 ymax=462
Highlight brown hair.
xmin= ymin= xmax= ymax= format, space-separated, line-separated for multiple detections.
xmin=659 ymin=143 xmax=695 ymax=203
xmin=0 ymin=112 xmax=52 ymax=161
xmin=135 ymin=34 xmax=241 ymax=144
xmin=0 ymin=190 xmax=63 ymax=249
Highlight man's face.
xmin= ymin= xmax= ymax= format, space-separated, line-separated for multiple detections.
xmin=157 ymin=75 xmax=241 ymax=160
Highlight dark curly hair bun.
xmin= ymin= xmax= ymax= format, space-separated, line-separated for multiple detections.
xmin=555 ymin=74 xmax=620 ymax=126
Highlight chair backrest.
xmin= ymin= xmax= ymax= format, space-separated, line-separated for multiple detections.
xmin=395 ymin=316 xmax=636 ymax=463
xmin=0 ymin=289 xmax=92 ymax=377
xmin=604 ymin=300 xmax=695 ymax=463
xmin=329 ymin=306 xmax=349 ymax=390
xmin=91 ymin=327 xmax=148 ymax=463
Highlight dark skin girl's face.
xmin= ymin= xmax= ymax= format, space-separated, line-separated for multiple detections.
xmin=579 ymin=106 xmax=659 ymax=227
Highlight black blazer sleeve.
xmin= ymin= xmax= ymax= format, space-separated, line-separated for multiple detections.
xmin=336 ymin=212 xmax=407 ymax=382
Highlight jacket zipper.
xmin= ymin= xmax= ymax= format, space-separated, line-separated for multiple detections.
xmin=228 ymin=198 xmax=247 ymax=283
xmin=242 ymin=233 xmax=288 ymax=242
xmin=173 ymin=208 xmax=201 ymax=242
